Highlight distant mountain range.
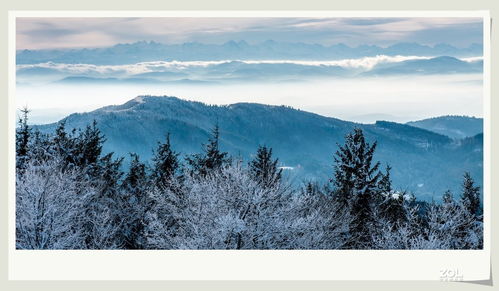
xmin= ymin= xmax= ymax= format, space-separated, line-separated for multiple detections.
xmin=407 ymin=116 xmax=483 ymax=139
xmin=35 ymin=96 xmax=483 ymax=201
xmin=363 ymin=56 xmax=483 ymax=76
xmin=17 ymin=40 xmax=483 ymax=65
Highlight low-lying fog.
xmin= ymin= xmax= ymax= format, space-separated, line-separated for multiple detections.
xmin=16 ymin=73 xmax=483 ymax=125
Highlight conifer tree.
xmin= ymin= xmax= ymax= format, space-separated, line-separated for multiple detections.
xmin=121 ymin=153 xmax=148 ymax=249
xmin=249 ymin=145 xmax=282 ymax=188
xmin=53 ymin=120 xmax=69 ymax=152
xmin=375 ymin=164 xmax=392 ymax=205
xmin=332 ymin=128 xmax=381 ymax=248
xmin=442 ymin=190 xmax=453 ymax=204
xmin=379 ymin=191 xmax=408 ymax=228
xmin=51 ymin=120 xmax=77 ymax=166
xmin=425 ymin=190 xmax=479 ymax=249
xmin=378 ymin=164 xmax=392 ymax=194
xmin=151 ymin=133 xmax=180 ymax=187
xmin=187 ymin=124 xmax=229 ymax=176
xmin=16 ymin=107 xmax=31 ymax=171
xmin=460 ymin=172 xmax=481 ymax=218
xmin=123 ymin=153 xmax=148 ymax=194
xmin=29 ymin=129 xmax=51 ymax=163
xmin=97 ymin=153 xmax=124 ymax=198
xmin=377 ymin=165 xmax=409 ymax=227
xmin=77 ymin=120 xmax=105 ymax=171
xmin=203 ymin=124 xmax=229 ymax=171
xmin=332 ymin=128 xmax=380 ymax=206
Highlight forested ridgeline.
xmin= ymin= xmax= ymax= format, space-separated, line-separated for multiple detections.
xmin=15 ymin=108 xmax=483 ymax=250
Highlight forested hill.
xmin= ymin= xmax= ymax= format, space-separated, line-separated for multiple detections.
xmin=36 ymin=96 xmax=483 ymax=201
xmin=407 ymin=115 xmax=483 ymax=139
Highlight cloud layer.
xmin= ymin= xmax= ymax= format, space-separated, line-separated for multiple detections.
xmin=17 ymin=55 xmax=483 ymax=81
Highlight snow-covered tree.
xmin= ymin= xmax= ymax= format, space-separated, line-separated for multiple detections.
xmin=371 ymin=193 xmax=420 ymax=249
xmin=376 ymin=165 xmax=412 ymax=229
xmin=121 ymin=153 xmax=149 ymax=249
xmin=460 ymin=172 xmax=481 ymax=219
xmin=29 ymin=129 xmax=52 ymax=163
xmin=416 ymin=195 xmax=482 ymax=249
xmin=331 ymin=128 xmax=382 ymax=249
xmin=285 ymin=188 xmax=351 ymax=249
xmin=145 ymin=163 xmax=293 ymax=249
xmin=186 ymin=163 xmax=286 ymax=249
xmin=80 ymin=153 xmax=126 ymax=249
xmin=378 ymin=190 xmax=410 ymax=228
xmin=16 ymin=159 xmax=94 ymax=249
xmin=16 ymin=107 xmax=31 ymax=171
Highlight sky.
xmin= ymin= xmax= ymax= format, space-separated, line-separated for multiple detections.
xmin=16 ymin=17 xmax=483 ymax=50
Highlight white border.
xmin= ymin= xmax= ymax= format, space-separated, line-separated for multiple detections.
xmin=8 ymin=10 xmax=491 ymax=281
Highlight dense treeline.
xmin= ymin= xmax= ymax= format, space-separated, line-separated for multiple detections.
xmin=15 ymin=109 xmax=483 ymax=249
